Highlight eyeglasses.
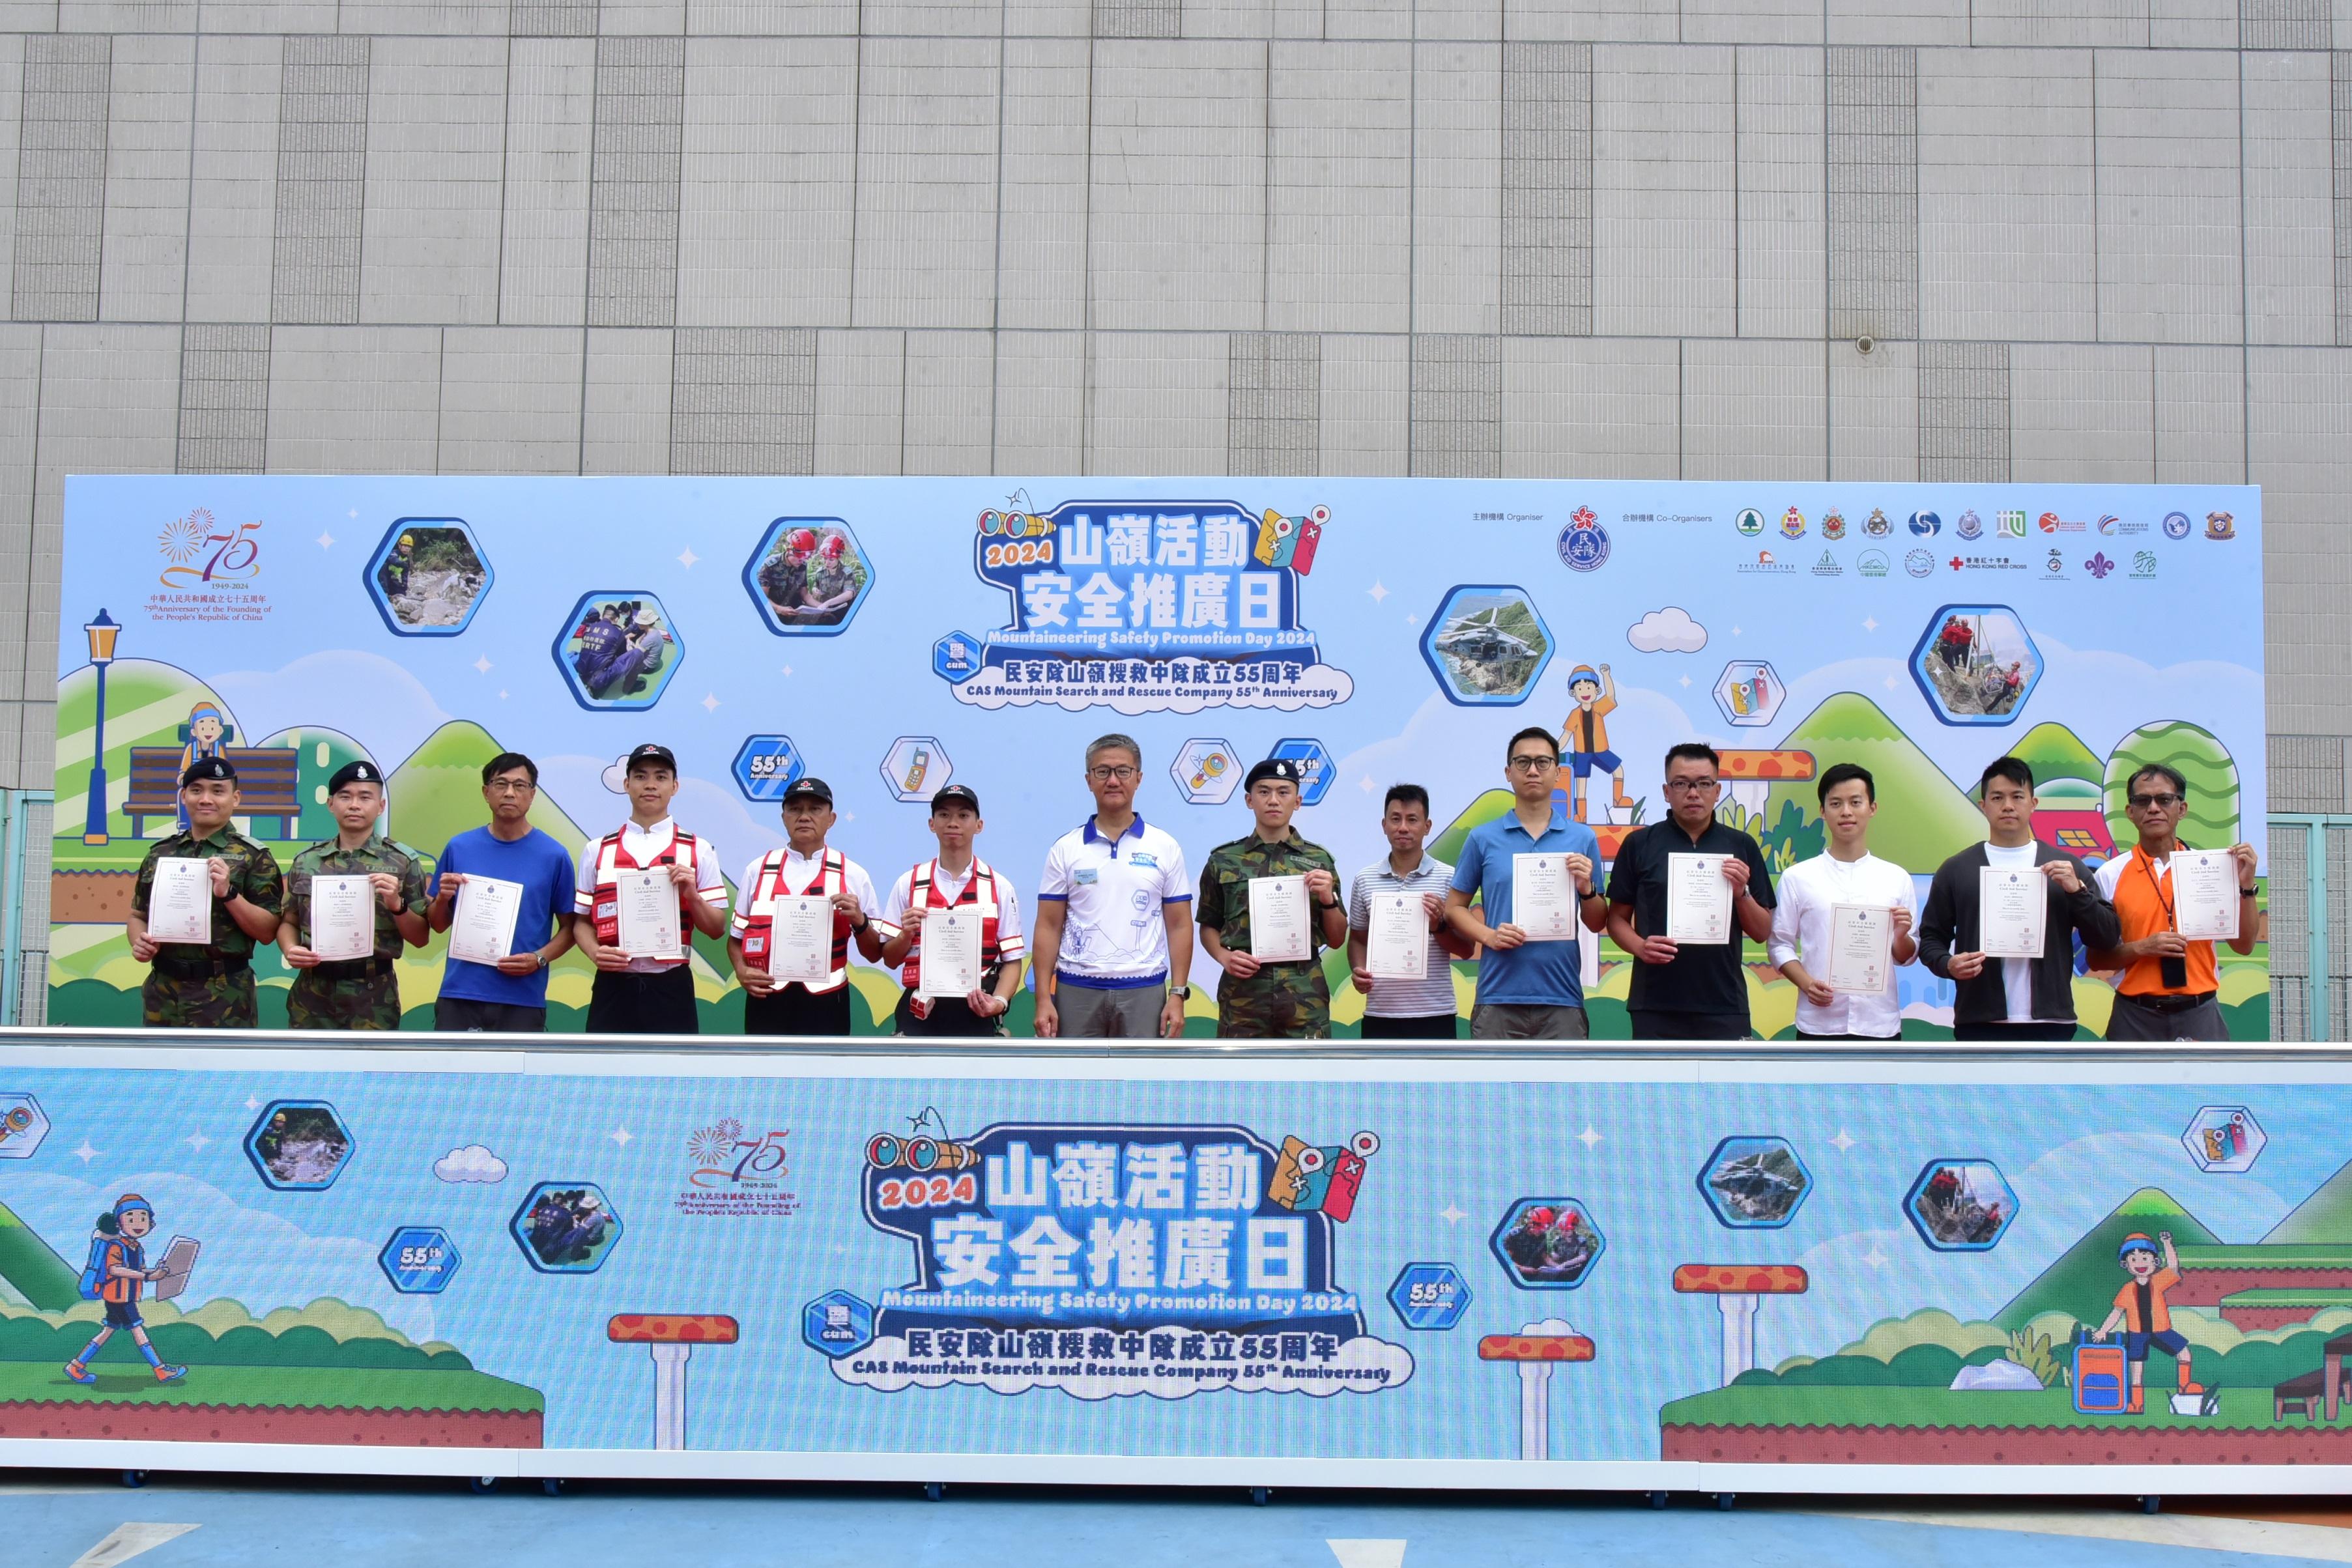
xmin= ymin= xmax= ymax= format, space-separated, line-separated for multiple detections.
xmin=1087 ymin=765 xmax=1140 ymax=782
xmin=1665 ymin=778 xmax=1720 ymax=794
xmin=487 ymin=780 xmax=537 ymax=795
xmin=2127 ymin=792 xmax=2183 ymax=809
xmin=1507 ymin=755 xmax=1557 ymax=772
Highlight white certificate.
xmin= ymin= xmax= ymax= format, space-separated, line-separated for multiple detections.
xmin=614 ymin=868 xmax=683 ymax=960
xmin=1248 ymin=875 xmax=1313 ymax=962
xmin=2172 ymin=850 xmax=2241 ymax=942
xmin=1827 ymin=904 xmax=1893 ymax=994
xmin=1977 ymin=864 xmax=2047 ymax=960
xmin=1365 ymin=891 xmax=1431 ymax=980
xmin=1511 ymin=853 xmax=1577 ymax=941
xmin=147 ymin=856 xmax=214 ymax=945
xmin=1665 ymin=853 xmax=1733 ymax=944
xmin=308 ymin=875 xmax=376 ymax=962
xmin=918 ymin=907 xmax=983 ymax=1000
xmin=448 ymin=876 xmax=523 ymax=966
xmin=767 ymin=894 xmax=833 ymax=982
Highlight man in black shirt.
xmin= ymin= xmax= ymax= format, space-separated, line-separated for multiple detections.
xmin=1605 ymin=743 xmax=1776 ymax=1039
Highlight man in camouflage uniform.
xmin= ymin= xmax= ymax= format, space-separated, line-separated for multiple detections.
xmin=799 ymin=533 xmax=868 ymax=626
xmin=126 ymin=757 xmax=286 ymax=1029
xmin=1196 ymin=758 xmax=1349 ymax=1038
xmin=276 ymin=761 xmax=431 ymax=1030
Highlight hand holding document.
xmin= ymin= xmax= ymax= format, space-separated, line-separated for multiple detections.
xmin=1511 ymin=853 xmax=1576 ymax=941
xmin=308 ymin=875 xmax=375 ymax=962
xmin=2171 ymin=849 xmax=2241 ymax=942
xmin=1827 ymin=904 xmax=1893 ymax=994
xmin=1248 ymin=875 xmax=1313 ymax=962
xmin=1666 ymin=854 xmax=1732 ymax=944
xmin=918 ymin=907 xmax=982 ymax=999
xmin=147 ymin=857 xmax=213 ymax=945
xmin=1978 ymin=866 xmax=2047 ymax=959
xmin=614 ymin=868 xmax=683 ymax=960
xmin=766 ymin=894 xmax=833 ymax=982
xmin=448 ymin=875 xmax=524 ymax=966
xmin=1365 ymin=891 xmax=1431 ymax=980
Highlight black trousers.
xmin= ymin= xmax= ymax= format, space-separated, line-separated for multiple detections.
xmin=1628 ymin=1008 xmax=1751 ymax=1040
xmin=1953 ymin=1019 xmax=2078 ymax=1042
xmin=894 ymin=993 xmax=1003 ymax=1037
xmin=743 ymin=982 xmax=854 ymax=1036
xmin=1359 ymin=1012 xmax=1461 ymax=1039
xmin=586 ymin=966 xmax=699 ymax=1034
xmin=1796 ymin=1029 xmax=1899 ymax=1041
xmin=433 ymin=996 xmax=548 ymax=1033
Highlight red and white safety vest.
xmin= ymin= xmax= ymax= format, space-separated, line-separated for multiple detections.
xmin=592 ymin=827 xmax=708 ymax=963
xmin=738 ymin=848 xmax=852 ymax=993
xmin=899 ymin=858 xmax=1011 ymax=1019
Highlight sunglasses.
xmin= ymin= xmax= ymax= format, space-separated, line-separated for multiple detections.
xmin=2127 ymin=792 xmax=2183 ymax=809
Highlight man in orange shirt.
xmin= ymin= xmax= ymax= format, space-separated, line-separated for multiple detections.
xmin=2089 ymin=763 xmax=2261 ymax=1041
xmin=2093 ymin=1231 xmax=2196 ymax=1412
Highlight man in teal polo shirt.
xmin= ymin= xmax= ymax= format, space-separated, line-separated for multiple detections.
xmin=1442 ymin=726 xmax=1608 ymax=1040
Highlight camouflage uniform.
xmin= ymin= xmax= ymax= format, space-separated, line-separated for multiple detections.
xmin=801 ymin=552 xmax=867 ymax=626
xmin=1196 ymin=833 xmax=1339 ymax=1039
xmin=132 ymin=827 xmax=285 ymax=1029
xmin=283 ymin=836 xmax=431 ymax=1030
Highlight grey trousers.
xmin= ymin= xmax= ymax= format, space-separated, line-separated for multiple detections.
xmin=1055 ymin=980 xmax=1169 ymax=1038
xmin=2104 ymin=993 xmax=2229 ymax=1042
xmin=1470 ymin=1003 xmax=1590 ymax=1041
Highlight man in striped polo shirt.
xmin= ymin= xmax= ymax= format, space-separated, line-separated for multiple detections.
xmin=1347 ymin=784 xmax=1472 ymax=1038
xmin=1032 ymin=734 xmax=1195 ymax=1039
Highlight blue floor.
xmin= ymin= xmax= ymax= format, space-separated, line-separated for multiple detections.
xmin=13 ymin=1475 xmax=2352 ymax=1568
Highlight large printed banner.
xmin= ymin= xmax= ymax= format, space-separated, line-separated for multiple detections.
xmin=0 ymin=1042 xmax=2347 ymax=1483
xmin=50 ymin=478 xmax=2267 ymax=1034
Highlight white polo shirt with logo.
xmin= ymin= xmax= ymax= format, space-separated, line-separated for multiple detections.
xmin=1036 ymin=816 xmax=1193 ymax=989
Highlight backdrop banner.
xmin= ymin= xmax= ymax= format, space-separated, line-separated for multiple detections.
xmin=0 ymin=1041 xmax=2345 ymax=1488
xmin=48 ymin=478 xmax=2266 ymax=1034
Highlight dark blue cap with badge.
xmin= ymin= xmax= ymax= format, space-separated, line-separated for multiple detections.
xmin=327 ymin=760 xmax=382 ymax=793
xmin=781 ymin=777 xmax=833 ymax=806
xmin=1244 ymin=758 xmax=1303 ymax=790
xmin=930 ymin=784 xmax=981 ymax=813
xmin=627 ymin=743 xmax=677 ymax=773
xmin=181 ymin=756 xmax=237 ymax=787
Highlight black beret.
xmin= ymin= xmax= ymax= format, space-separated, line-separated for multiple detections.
xmin=327 ymin=760 xmax=382 ymax=793
xmin=1244 ymin=758 xmax=1302 ymax=790
xmin=181 ymin=756 xmax=237 ymax=786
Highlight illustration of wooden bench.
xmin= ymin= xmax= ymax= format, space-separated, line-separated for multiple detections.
xmin=2273 ymin=1368 xmax=2347 ymax=1422
xmin=125 ymin=747 xmax=302 ymax=838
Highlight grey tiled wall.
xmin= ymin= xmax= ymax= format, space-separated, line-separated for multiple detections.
xmin=1 ymin=0 xmax=2350 ymax=797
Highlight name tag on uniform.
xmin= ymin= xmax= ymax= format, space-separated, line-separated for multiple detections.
xmin=1130 ymin=853 xmax=1158 ymax=868
xmin=1073 ymin=868 xmax=1098 ymax=886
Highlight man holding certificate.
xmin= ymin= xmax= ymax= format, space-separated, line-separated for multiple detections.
xmin=2088 ymin=763 xmax=2261 ymax=1041
xmin=571 ymin=744 xmax=730 ymax=1034
xmin=1349 ymin=784 xmax=1474 ymax=1038
xmin=729 ymin=777 xmax=885 ymax=1036
xmin=1197 ymin=759 xmax=1347 ymax=1038
xmin=1031 ymin=735 xmax=1196 ymax=1040
xmin=126 ymin=756 xmax=285 ymax=1029
xmin=1919 ymin=757 xmax=2120 ymax=1040
xmin=427 ymin=752 xmax=579 ymax=1033
xmin=1766 ymin=763 xmax=1918 ymax=1040
xmin=1439 ymin=731 xmax=1607 ymax=1040
xmin=1605 ymin=743 xmax=1777 ymax=1039
xmin=276 ymin=762 xmax=431 ymax=1029
xmin=876 ymin=785 xmax=1026 ymax=1035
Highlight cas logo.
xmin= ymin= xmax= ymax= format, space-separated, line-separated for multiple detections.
xmin=1956 ymin=510 xmax=1983 ymax=541
xmin=1780 ymin=507 xmax=1806 ymax=539
xmin=2162 ymin=511 xmax=2192 ymax=539
xmin=1863 ymin=508 xmax=1893 ymax=537
xmin=1736 ymin=507 xmax=1766 ymax=537
xmin=1908 ymin=510 xmax=1941 ymax=537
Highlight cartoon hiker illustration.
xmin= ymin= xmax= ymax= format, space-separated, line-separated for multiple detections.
xmin=66 ymin=1194 xmax=188 ymax=1385
xmin=175 ymin=702 xmax=231 ymax=831
xmin=2091 ymin=1231 xmax=2198 ymax=1413
xmin=1558 ymin=665 xmax=1633 ymax=823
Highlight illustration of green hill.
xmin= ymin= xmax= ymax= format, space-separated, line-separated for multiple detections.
xmin=1430 ymin=788 xmax=1514 ymax=867
xmin=1993 ymin=1188 xmax=2223 ymax=1331
xmin=2263 ymin=1157 xmax=2352 ymax=1244
xmin=2104 ymin=720 xmax=2239 ymax=851
xmin=1762 ymin=693 xmax=1987 ymax=874
xmin=2008 ymin=721 xmax=2105 ymax=794
xmin=385 ymin=719 xmax=590 ymax=862
xmin=0 ymin=1197 xmax=78 ymax=1311
xmin=257 ymin=726 xmax=378 ymax=843
xmin=51 ymin=658 xmax=235 ymax=861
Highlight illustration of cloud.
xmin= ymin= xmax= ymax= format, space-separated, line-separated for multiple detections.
xmin=601 ymin=756 xmax=630 ymax=793
xmin=831 ymin=1328 xmax=1414 ymax=1400
xmin=433 ymin=1144 xmax=508 ymax=1184
xmin=1627 ymin=606 xmax=1707 ymax=654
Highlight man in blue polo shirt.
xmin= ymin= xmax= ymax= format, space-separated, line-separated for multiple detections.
xmin=1442 ymin=726 xmax=1608 ymax=1040
xmin=426 ymin=752 xmax=578 ymax=1032
xmin=1031 ymin=733 xmax=1194 ymax=1039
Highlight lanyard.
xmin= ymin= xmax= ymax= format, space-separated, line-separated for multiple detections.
xmin=2138 ymin=848 xmax=2177 ymax=933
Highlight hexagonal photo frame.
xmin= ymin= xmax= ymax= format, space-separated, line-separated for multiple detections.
xmin=2181 ymin=1105 xmax=2266 ymax=1173
xmin=244 ymin=1099 xmax=356 ymax=1192
xmin=803 ymin=1289 xmax=876 ymax=1359
xmin=553 ymin=590 xmax=685 ymax=711
xmin=1267 ymin=738 xmax=1335 ymax=806
xmin=1711 ymin=661 xmax=1786 ymax=729
xmin=743 ymin=517 xmax=874 ymax=638
xmin=731 ymin=734 xmax=807 ymax=803
xmin=881 ymin=736 xmax=951 ymax=803
xmin=1910 ymin=605 xmax=2042 ymax=726
xmin=510 ymin=1180 xmax=624 ymax=1275
xmin=0 ymin=1092 xmax=50 ymax=1160
xmin=1489 ymin=1195 xmax=1605 ymax=1290
xmin=1171 ymin=738 xmax=1241 ymax=805
xmin=1903 ymin=1158 xmax=2018 ymax=1252
xmin=1696 ymin=1135 xmax=1813 ymax=1229
xmin=364 ymin=519 xmax=491 ymax=638
xmin=1420 ymin=585 xmax=1555 ymax=706
xmin=1386 ymin=1261 xmax=1474 ymax=1331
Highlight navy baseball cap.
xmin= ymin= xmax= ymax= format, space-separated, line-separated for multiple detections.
xmin=782 ymin=777 xmax=834 ymax=806
xmin=930 ymin=784 xmax=981 ymax=813
xmin=181 ymin=756 xmax=237 ymax=786
xmin=626 ymin=743 xmax=677 ymax=773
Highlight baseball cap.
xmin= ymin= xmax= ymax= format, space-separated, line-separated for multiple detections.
xmin=930 ymin=784 xmax=981 ymax=813
xmin=781 ymin=777 xmax=834 ymax=806
xmin=1244 ymin=758 xmax=1302 ymax=790
xmin=182 ymin=756 xmax=237 ymax=786
xmin=626 ymin=743 xmax=677 ymax=773
xmin=327 ymin=760 xmax=382 ymax=793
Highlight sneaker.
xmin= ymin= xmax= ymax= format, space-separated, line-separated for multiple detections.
xmin=152 ymin=1364 xmax=186 ymax=1384
xmin=62 ymin=1361 xmax=94 ymax=1386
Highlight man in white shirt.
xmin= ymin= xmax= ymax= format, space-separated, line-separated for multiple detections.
xmin=1032 ymin=734 xmax=1194 ymax=1039
xmin=728 ymin=777 xmax=885 ymax=1036
xmin=1768 ymin=763 xmax=1918 ymax=1040
xmin=571 ymin=744 xmax=728 ymax=1034
xmin=1347 ymin=784 xmax=1472 ymax=1038
xmin=874 ymin=785 xmax=1027 ymax=1036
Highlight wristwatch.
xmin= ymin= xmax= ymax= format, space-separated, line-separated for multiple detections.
xmin=1170 ymin=984 xmax=1192 ymax=1001
xmin=1317 ymin=896 xmax=1342 ymax=911
xmin=533 ymin=950 xmax=548 ymax=971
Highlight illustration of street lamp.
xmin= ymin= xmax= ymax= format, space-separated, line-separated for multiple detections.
xmin=81 ymin=610 xmax=119 ymax=846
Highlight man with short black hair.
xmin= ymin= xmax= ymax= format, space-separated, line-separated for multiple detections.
xmin=1442 ymin=730 xmax=1607 ymax=1040
xmin=1033 ymin=734 xmax=1195 ymax=1040
xmin=572 ymin=744 xmax=728 ymax=1034
xmin=1198 ymin=759 xmax=1347 ymax=1038
xmin=1768 ymin=762 xmax=1917 ymax=1040
xmin=1919 ymin=756 xmax=2119 ymax=1041
xmin=1606 ymin=742 xmax=1777 ymax=1039
xmin=278 ymin=760 xmax=431 ymax=1029
xmin=428 ymin=752 xmax=578 ymax=1033
xmin=728 ymin=777 xmax=885 ymax=1036
xmin=1348 ymin=784 xmax=1474 ymax=1038
xmin=126 ymin=757 xmax=285 ymax=1029
xmin=2087 ymin=763 xmax=2261 ymax=1042
xmin=876 ymin=784 xmax=1027 ymax=1036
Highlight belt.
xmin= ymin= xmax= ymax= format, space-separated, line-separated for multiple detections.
xmin=2117 ymin=990 xmax=2216 ymax=1014
xmin=309 ymin=956 xmax=392 ymax=982
xmin=151 ymin=953 xmax=251 ymax=980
